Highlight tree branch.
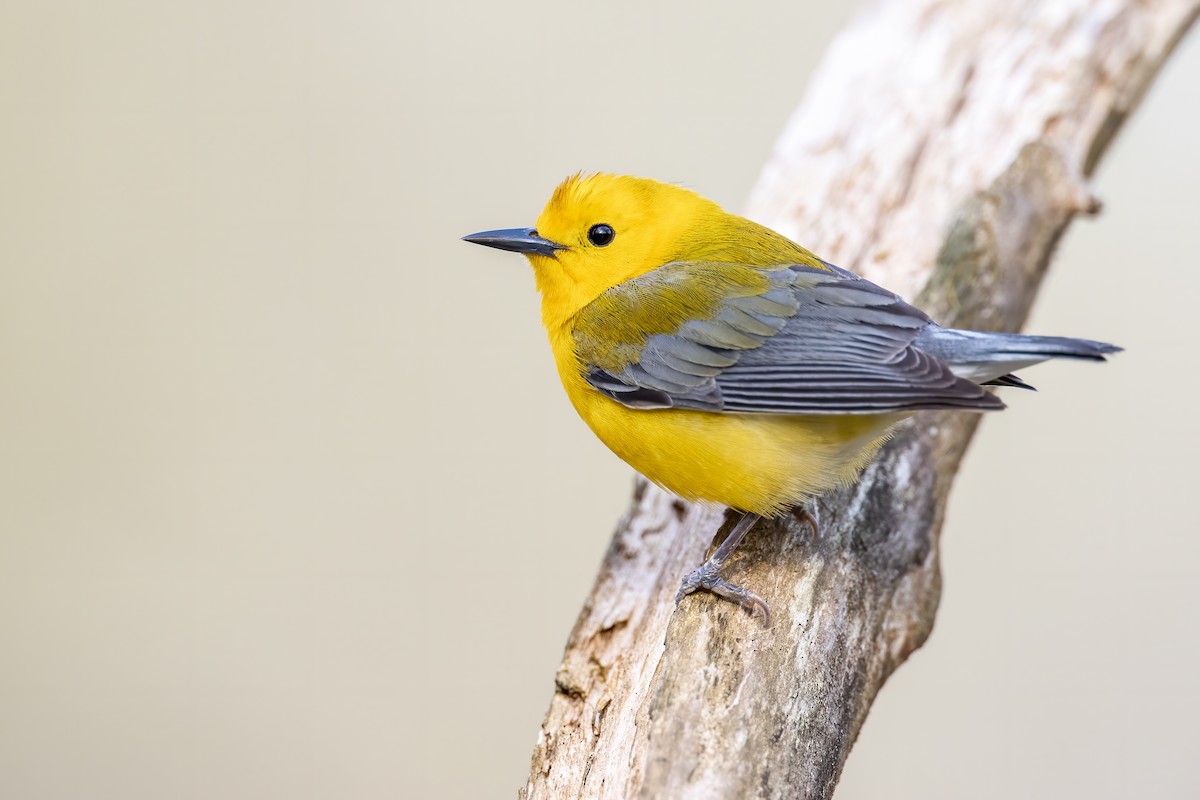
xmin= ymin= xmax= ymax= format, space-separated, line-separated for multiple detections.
xmin=521 ymin=1 xmax=1198 ymax=797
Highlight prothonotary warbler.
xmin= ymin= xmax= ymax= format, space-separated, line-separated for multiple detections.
xmin=464 ymin=173 xmax=1120 ymax=622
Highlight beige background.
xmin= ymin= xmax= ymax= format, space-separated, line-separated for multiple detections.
xmin=1 ymin=1 xmax=1197 ymax=798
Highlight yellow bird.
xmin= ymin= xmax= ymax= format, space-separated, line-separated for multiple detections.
xmin=464 ymin=173 xmax=1119 ymax=620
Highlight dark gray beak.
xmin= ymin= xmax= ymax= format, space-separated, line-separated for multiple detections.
xmin=461 ymin=227 xmax=567 ymax=257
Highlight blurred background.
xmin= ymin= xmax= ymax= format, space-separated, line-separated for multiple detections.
xmin=1 ymin=1 xmax=1197 ymax=798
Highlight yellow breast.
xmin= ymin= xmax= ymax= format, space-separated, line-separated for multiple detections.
xmin=551 ymin=331 xmax=903 ymax=517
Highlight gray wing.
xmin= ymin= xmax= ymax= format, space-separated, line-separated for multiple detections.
xmin=580 ymin=262 xmax=1004 ymax=414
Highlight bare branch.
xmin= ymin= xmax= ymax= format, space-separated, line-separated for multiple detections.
xmin=522 ymin=2 xmax=1198 ymax=798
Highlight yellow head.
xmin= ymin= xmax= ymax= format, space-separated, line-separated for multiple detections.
xmin=531 ymin=173 xmax=722 ymax=312
xmin=463 ymin=173 xmax=820 ymax=330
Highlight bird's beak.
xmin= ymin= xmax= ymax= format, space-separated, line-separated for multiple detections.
xmin=461 ymin=227 xmax=567 ymax=257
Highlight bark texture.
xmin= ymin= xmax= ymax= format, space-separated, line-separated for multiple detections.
xmin=522 ymin=1 xmax=1197 ymax=798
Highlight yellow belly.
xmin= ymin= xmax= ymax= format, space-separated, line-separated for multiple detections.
xmin=559 ymin=365 xmax=904 ymax=517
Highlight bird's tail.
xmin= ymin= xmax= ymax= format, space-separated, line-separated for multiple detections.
xmin=914 ymin=326 xmax=1122 ymax=388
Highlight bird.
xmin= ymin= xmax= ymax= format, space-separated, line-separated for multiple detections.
xmin=463 ymin=173 xmax=1120 ymax=622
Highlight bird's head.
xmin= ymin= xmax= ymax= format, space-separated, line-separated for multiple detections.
xmin=463 ymin=173 xmax=818 ymax=330
xmin=464 ymin=173 xmax=721 ymax=328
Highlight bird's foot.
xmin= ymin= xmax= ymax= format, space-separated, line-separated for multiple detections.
xmin=675 ymin=559 xmax=771 ymax=625
xmin=791 ymin=503 xmax=819 ymax=536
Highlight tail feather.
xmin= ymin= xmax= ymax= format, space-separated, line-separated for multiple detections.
xmin=914 ymin=326 xmax=1122 ymax=385
xmin=982 ymin=373 xmax=1038 ymax=391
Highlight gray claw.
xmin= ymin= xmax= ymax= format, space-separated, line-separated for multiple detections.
xmin=675 ymin=560 xmax=771 ymax=625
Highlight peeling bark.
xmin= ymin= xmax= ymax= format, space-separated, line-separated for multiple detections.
xmin=521 ymin=1 xmax=1198 ymax=798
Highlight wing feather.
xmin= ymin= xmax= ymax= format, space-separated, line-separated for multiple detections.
xmin=572 ymin=261 xmax=1003 ymax=414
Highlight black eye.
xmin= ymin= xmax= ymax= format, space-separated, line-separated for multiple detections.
xmin=587 ymin=224 xmax=615 ymax=247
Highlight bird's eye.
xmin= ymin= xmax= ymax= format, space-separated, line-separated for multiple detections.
xmin=587 ymin=224 xmax=615 ymax=247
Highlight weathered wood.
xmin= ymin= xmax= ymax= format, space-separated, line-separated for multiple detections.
xmin=522 ymin=1 xmax=1198 ymax=798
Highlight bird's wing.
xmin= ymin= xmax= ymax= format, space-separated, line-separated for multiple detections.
xmin=573 ymin=261 xmax=1004 ymax=414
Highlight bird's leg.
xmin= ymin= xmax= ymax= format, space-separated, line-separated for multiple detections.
xmin=675 ymin=511 xmax=770 ymax=624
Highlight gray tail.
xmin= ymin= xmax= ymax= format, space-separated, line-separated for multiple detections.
xmin=914 ymin=327 xmax=1122 ymax=388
